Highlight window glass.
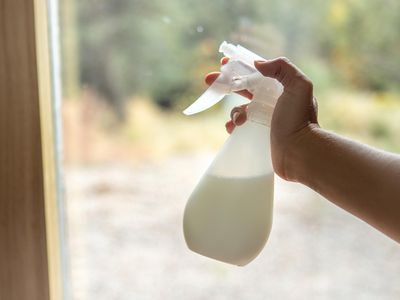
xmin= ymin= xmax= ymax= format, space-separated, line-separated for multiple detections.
xmin=60 ymin=0 xmax=400 ymax=299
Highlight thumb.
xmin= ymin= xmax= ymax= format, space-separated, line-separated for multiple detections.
xmin=254 ymin=57 xmax=311 ymax=90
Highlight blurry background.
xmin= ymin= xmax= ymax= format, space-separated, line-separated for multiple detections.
xmin=59 ymin=0 xmax=400 ymax=299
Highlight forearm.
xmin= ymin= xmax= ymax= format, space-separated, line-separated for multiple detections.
xmin=288 ymin=125 xmax=400 ymax=242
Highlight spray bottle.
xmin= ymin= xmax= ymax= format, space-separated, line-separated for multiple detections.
xmin=183 ymin=41 xmax=283 ymax=266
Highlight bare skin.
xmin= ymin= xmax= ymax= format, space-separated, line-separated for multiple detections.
xmin=205 ymin=57 xmax=400 ymax=243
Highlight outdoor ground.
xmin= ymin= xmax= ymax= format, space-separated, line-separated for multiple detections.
xmin=65 ymin=154 xmax=400 ymax=300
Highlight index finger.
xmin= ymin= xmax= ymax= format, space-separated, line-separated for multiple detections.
xmin=204 ymin=56 xmax=229 ymax=84
xmin=204 ymin=57 xmax=253 ymax=100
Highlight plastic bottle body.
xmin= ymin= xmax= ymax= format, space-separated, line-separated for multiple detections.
xmin=183 ymin=119 xmax=274 ymax=266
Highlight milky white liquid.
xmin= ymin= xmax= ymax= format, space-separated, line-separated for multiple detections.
xmin=183 ymin=173 xmax=274 ymax=266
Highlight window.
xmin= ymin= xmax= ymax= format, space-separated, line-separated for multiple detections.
xmin=0 ymin=1 xmax=63 ymax=299
xmin=59 ymin=0 xmax=400 ymax=299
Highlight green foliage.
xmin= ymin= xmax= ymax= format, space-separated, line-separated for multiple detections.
xmin=72 ymin=0 xmax=400 ymax=119
xmin=319 ymin=90 xmax=400 ymax=152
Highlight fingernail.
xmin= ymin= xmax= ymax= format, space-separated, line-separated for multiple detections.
xmin=233 ymin=112 xmax=240 ymax=125
xmin=254 ymin=60 xmax=266 ymax=66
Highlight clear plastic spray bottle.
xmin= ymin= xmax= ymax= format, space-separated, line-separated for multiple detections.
xmin=183 ymin=42 xmax=283 ymax=266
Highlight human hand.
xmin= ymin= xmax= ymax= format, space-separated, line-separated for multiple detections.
xmin=205 ymin=57 xmax=319 ymax=181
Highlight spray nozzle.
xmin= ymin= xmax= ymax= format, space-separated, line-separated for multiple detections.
xmin=183 ymin=41 xmax=283 ymax=116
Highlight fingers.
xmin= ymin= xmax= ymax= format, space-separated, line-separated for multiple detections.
xmin=204 ymin=73 xmax=253 ymax=99
xmin=230 ymin=105 xmax=247 ymax=126
xmin=225 ymin=120 xmax=235 ymax=134
xmin=235 ymin=89 xmax=253 ymax=100
xmin=221 ymin=57 xmax=229 ymax=65
xmin=205 ymin=56 xmax=229 ymax=86
xmin=204 ymin=56 xmax=250 ymax=134
xmin=254 ymin=58 xmax=313 ymax=91
xmin=225 ymin=105 xmax=247 ymax=133
xmin=205 ymin=56 xmax=253 ymax=100
xmin=205 ymin=72 xmax=220 ymax=86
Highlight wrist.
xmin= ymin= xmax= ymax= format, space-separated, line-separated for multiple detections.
xmin=284 ymin=123 xmax=322 ymax=183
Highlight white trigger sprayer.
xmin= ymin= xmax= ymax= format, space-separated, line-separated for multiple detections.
xmin=183 ymin=41 xmax=283 ymax=266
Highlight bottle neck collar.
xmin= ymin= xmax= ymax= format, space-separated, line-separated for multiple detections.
xmin=247 ymin=101 xmax=274 ymax=127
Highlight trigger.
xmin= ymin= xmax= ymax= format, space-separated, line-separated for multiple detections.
xmin=231 ymin=76 xmax=248 ymax=92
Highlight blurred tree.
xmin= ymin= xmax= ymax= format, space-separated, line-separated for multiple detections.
xmin=71 ymin=0 xmax=400 ymax=120
xmin=321 ymin=0 xmax=400 ymax=91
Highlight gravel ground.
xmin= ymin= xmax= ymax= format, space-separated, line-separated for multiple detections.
xmin=65 ymin=154 xmax=400 ymax=300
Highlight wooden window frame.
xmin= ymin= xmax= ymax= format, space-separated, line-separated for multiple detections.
xmin=0 ymin=0 xmax=64 ymax=299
